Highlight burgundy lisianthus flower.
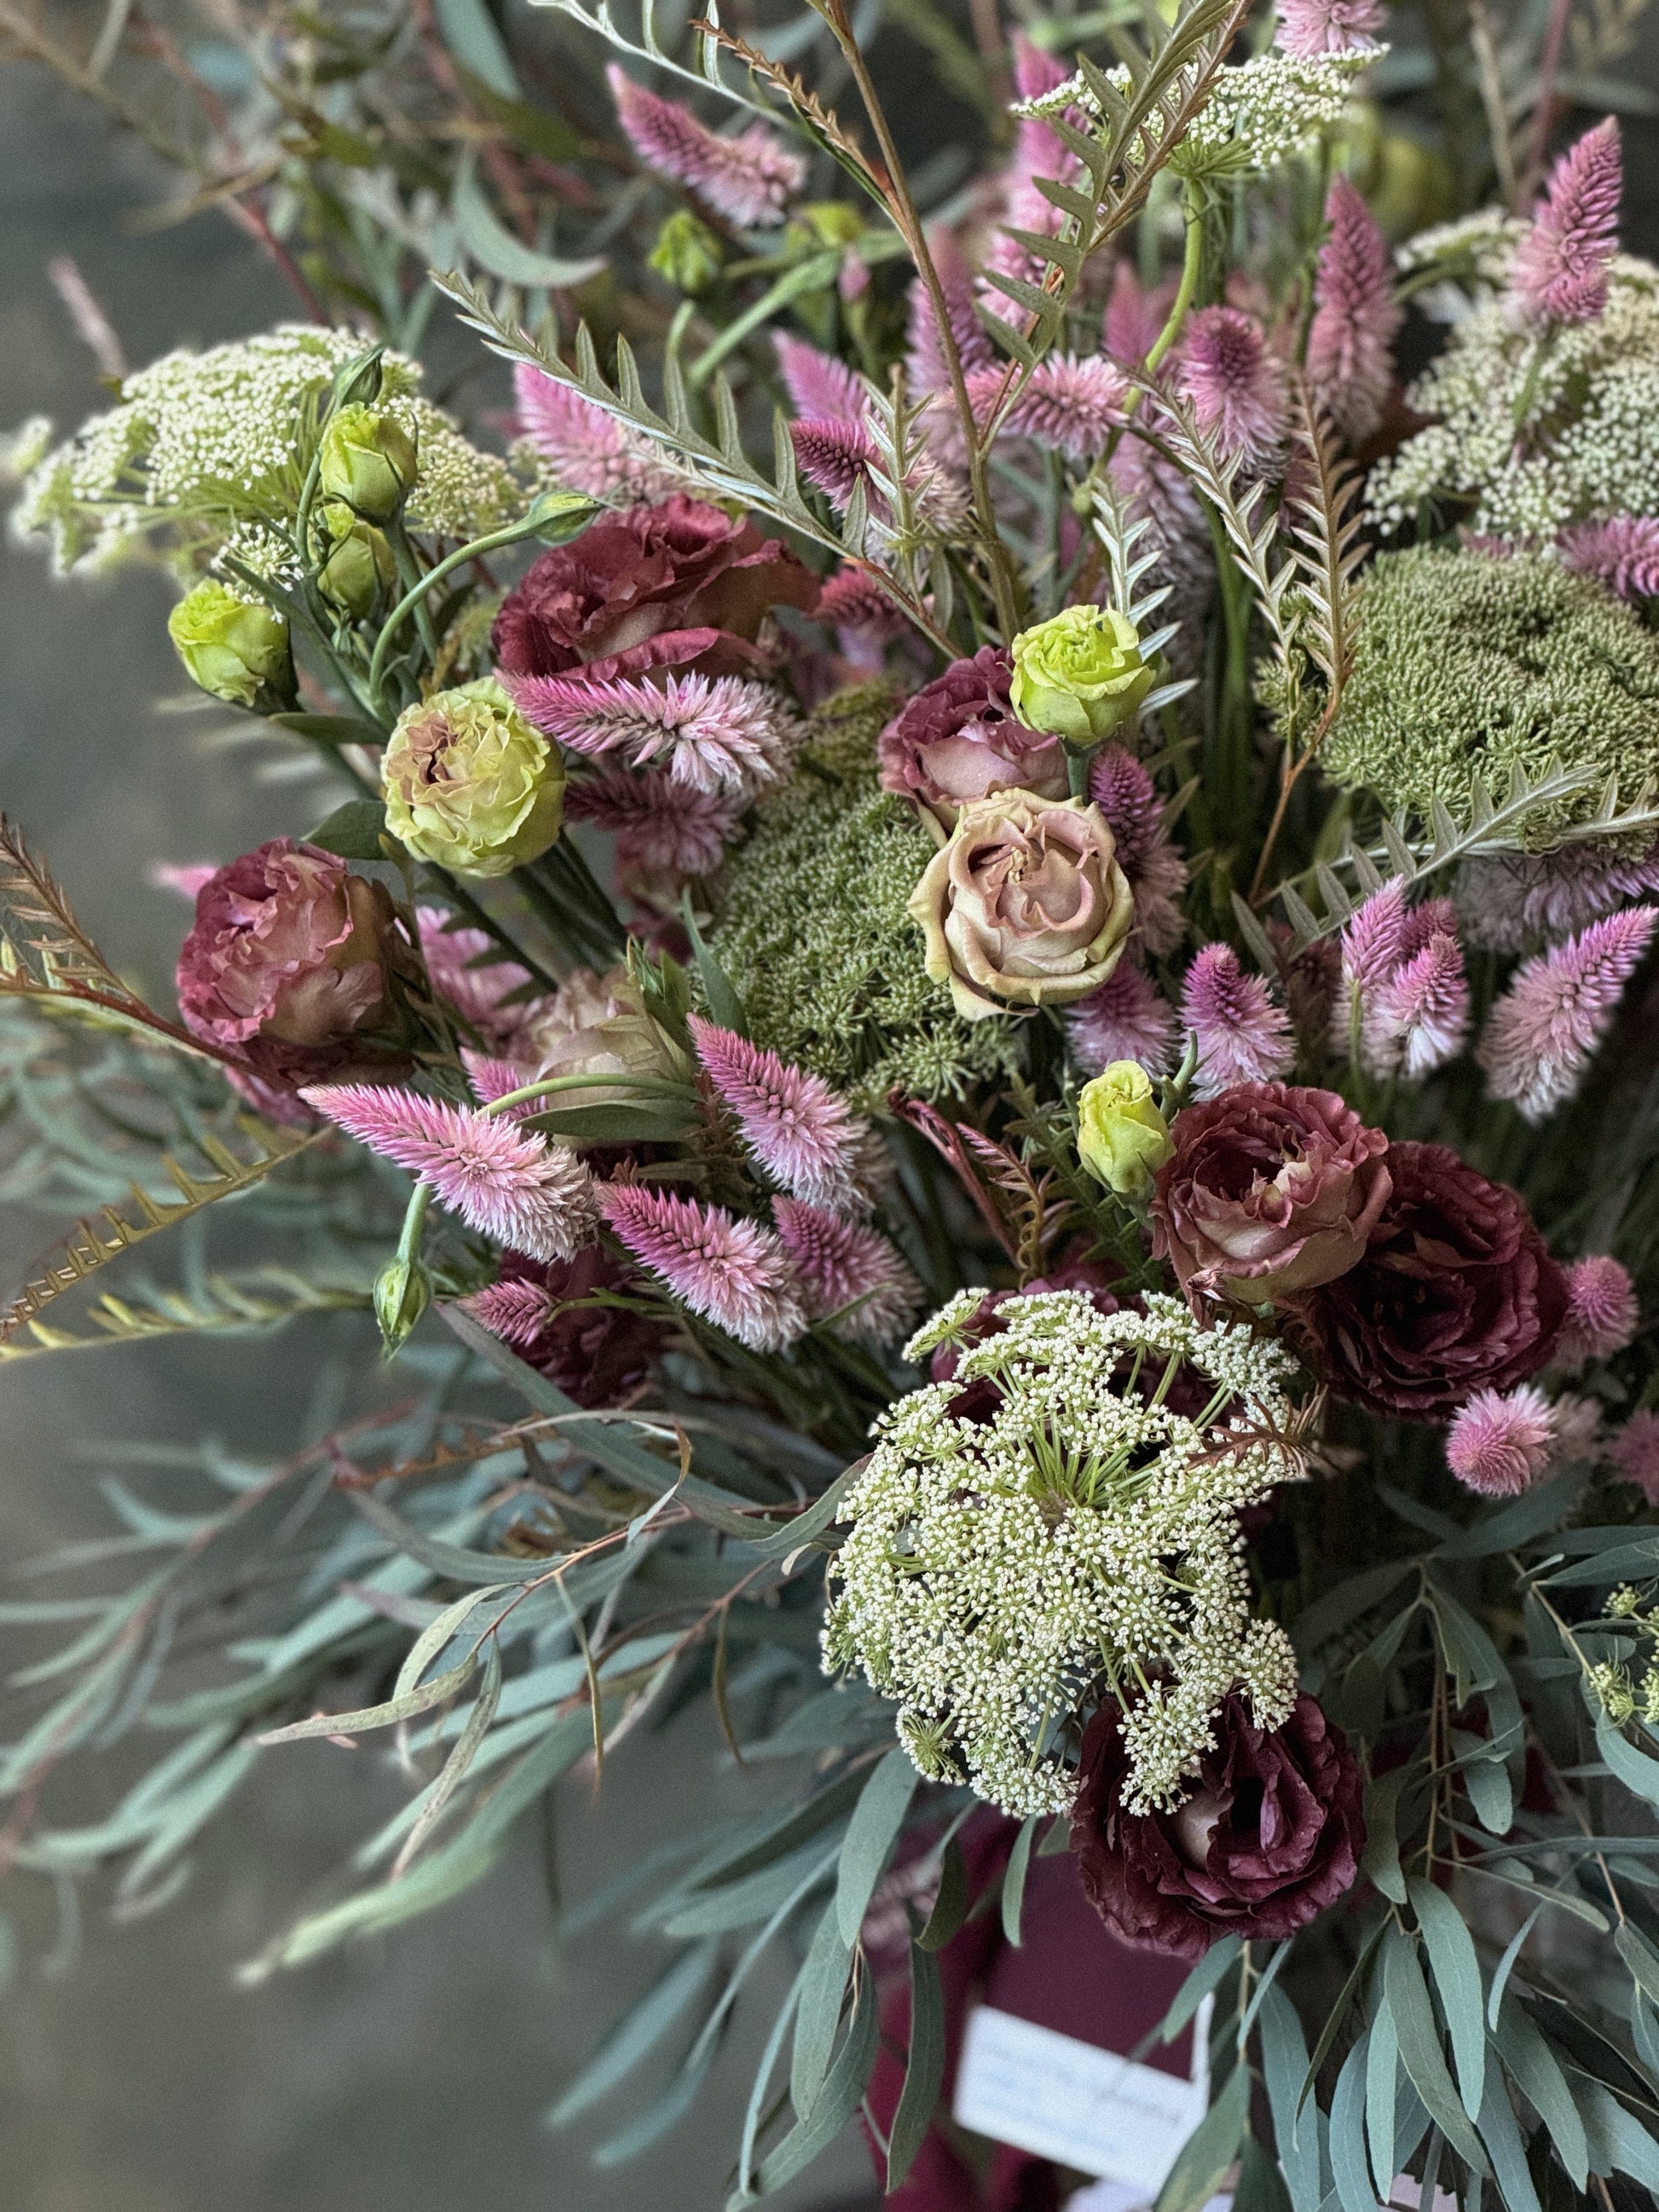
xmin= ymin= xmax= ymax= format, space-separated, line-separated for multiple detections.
xmin=176 ymin=840 xmax=407 ymax=1095
xmin=1151 ymin=1083 xmax=1392 ymax=1305
xmin=491 ymin=495 xmax=819 ymax=684
xmin=489 ymin=1247 xmax=657 ymax=1406
xmin=1281 ymin=1140 xmax=1569 ymax=1420
xmin=1072 ymin=1694 xmax=1364 ymax=1959
xmin=878 ymin=647 xmax=1068 ymax=822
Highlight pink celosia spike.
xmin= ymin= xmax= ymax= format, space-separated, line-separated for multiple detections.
xmin=300 ymin=1084 xmax=598 ymax=1262
xmin=1556 ymin=1253 xmax=1639 ymax=1371
xmin=818 ymin=568 xmax=907 ymax=639
xmin=607 ymin=65 xmax=804 ymax=228
xmin=1445 ymin=1384 xmax=1554 ymax=1497
xmin=1306 ymin=175 xmax=1402 ymax=445
xmin=1176 ymin=308 xmax=1288 ymax=470
xmin=1335 ymin=881 xmax=1408 ymax=1048
xmin=773 ymin=333 xmax=866 ymax=427
xmin=504 ymin=670 xmax=801 ymax=796
xmin=1363 ymin=930 xmax=1471 ymax=1080
xmin=464 ymin=1053 xmax=540 ymax=1112
xmin=1181 ymin=944 xmax=1294 ymax=1099
xmin=564 ymin=768 xmax=741 ymax=881
xmin=1610 ymin=1409 xmax=1659 ymax=1505
xmin=465 ymin=1276 xmax=559 ymax=1349
xmin=1089 ymin=747 xmax=1188 ymax=956
xmin=1558 ymin=517 xmax=1659 ymax=601
xmin=1477 ymin=905 xmax=1658 ymax=1122
xmin=771 ymin=1196 xmax=922 ymax=1345
xmin=1274 ymin=0 xmax=1383 ymax=55
xmin=905 ymin=228 xmax=995 ymax=402
xmin=418 ymin=908 xmax=547 ymax=1048
xmin=1512 ymin=118 xmax=1621 ymax=326
xmin=598 ymin=1183 xmax=806 ymax=1350
xmin=687 ymin=1014 xmax=869 ymax=1215
xmin=1103 ymin=263 xmax=1177 ymax=370
xmin=512 ymin=363 xmax=683 ymax=504
xmin=1547 ymin=1392 xmax=1603 ymax=1465
xmin=1397 ymin=897 xmax=1459 ymax=964
xmin=1064 ymin=962 xmax=1180 ymax=1077
xmin=999 ymin=355 xmax=1127 ymax=465
xmin=790 ymin=416 xmax=880 ymax=511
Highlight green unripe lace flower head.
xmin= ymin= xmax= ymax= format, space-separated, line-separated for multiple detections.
xmin=1077 ymin=1060 xmax=1174 ymax=1198
xmin=167 ymin=580 xmax=294 ymax=708
xmin=1009 ymin=606 xmax=1153 ymax=748
xmin=648 ymin=211 xmax=723 ymax=293
xmin=315 ymin=500 xmax=395 ymax=620
xmin=317 ymin=403 xmax=419 ymax=523
xmin=382 ymin=678 xmax=564 ymax=879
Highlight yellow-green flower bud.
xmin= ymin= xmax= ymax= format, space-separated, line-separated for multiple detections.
xmin=1009 ymin=606 xmax=1153 ymax=748
xmin=315 ymin=499 xmax=395 ymax=620
xmin=318 ymin=403 xmax=419 ymax=523
xmin=167 ymin=580 xmax=294 ymax=708
xmin=373 ymin=1253 xmax=432 ymax=1352
xmin=793 ymin=202 xmax=864 ymax=251
xmin=382 ymin=678 xmax=564 ymax=879
xmin=1076 ymin=1060 xmax=1174 ymax=1198
xmin=649 ymin=210 xmax=723 ymax=294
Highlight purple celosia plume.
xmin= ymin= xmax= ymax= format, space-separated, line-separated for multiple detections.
xmin=1445 ymin=1384 xmax=1555 ymax=1497
xmin=607 ymin=66 xmax=804 ymax=228
xmin=465 ymin=1275 xmax=559 ymax=1348
xmin=1511 ymin=118 xmax=1622 ymax=326
xmin=1089 ymin=745 xmax=1188 ymax=955
xmin=1478 ymin=905 xmax=1658 ymax=1122
xmin=1610 ymin=1410 xmax=1659 ymax=1505
xmin=772 ymin=1197 xmax=922 ymax=1345
xmin=1181 ymin=944 xmax=1294 ymax=1098
xmin=1306 ymin=175 xmax=1402 ymax=444
xmin=564 ymin=768 xmax=741 ymax=881
xmin=774 ymin=334 xmax=865 ymax=426
xmin=598 ymin=1183 xmax=806 ymax=1350
xmin=986 ymin=35 xmax=1078 ymax=287
xmin=1559 ymin=517 xmax=1659 ymax=601
xmin=1064 ymin=962 xmax=1180 ymax=1076
xmin=512 ymin=363 xmax=683 ymax=504
xmin=1556 ymin=1253 xmax=1639 ymax=1370
xmin=301 ymin=1084 xmax=598 ymax=1262
xmin=1364 ymin=927 xmax=1470 ymax=1079
xmin=905 ymin=228 xmax=995 ymax=405
xmin=971 ymin=355 xmax=1127 ymax=465
xmin=790 ymin=415 xmax=879 ymax=508
xmin=688 ymin=1014 xmax=869 ymax=1215
xmin=1103 ymin=263 xmax=1176 ymax=369
xmin=506 ymin=669 xmax=801 ymax=796
xmin=1458 ymin=842 xmax=1659 ymax=954
xmin=1274 ymin=0 xmax=1383 ymax=55
xmin=1174 ymin=307 xmax=1289 ymax=469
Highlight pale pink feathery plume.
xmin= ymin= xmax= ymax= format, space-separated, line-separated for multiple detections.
xmin=1445 ymin=1384 xmax=1555 ymax=1497
xmin=1064 ymin=962 xmax=1180 ymax=1077
xmin=465 ymin=1276 xmax=559 ymax=1349
xmin=905 ymin=228 xmax=995 ymax=403
xmin=1103 ymin=263 xmax=1176 ymax=370
xmin=417 ymin=909 xmax=546 ymax=1049
xmin=1477 ymin=905 xmax=1659 ymax=1122
xmin=512 ymin=363 xmax=683 ymax=504
xmin=1274 ymin=0 xmax=1383 ymax=57
xmin=1559 ymin=517 xmax=1659 ymax=601
xmin=1512 ymin=118 xmax=1621 ymax=326
xmin=1090 ymin=746 xmax=1188 ymax=956
xmin=300 ymin=1085 xmax=598 ymax=1262
xmin=1174 ymin=308 xmax=1289 ymax=470
xmin=1107 ymin=433 xmax=1213 ymax=598
xmin=818 ymin=568 xmax=907 ymax=640
xmin=790 ymin=415 xmax=880 ymax=508
xmin=986 ymin=37 xmax=1077 ymax=287
xmin=687 ymin=1014 xmax=869 ymax=1215
xmin=995 ymin=355 xmax=1128 ymax=465
xmin=773 ymin=333 xmax=866 ymax=427
xmin=1609 ymin=1409 xmax=1659 ymax=1505
xmin=1333 ymin=879 xmax=1406 ymax=1048
xmin=463 ymin=1053 xmax=540 ymax=1112
xmin=1306 ymin=175 xmax=1402 ymax=445
xmin=151 ymin=862 xmax=218 ymax=901
xmin=1555 ymin=1253 xmax=1639 ymax=1371
xmin=564 ymin=768 xmax=742 ymax=881
xmin=506 ymin=669 xmax=801 ymax=796
xmin=1181 ymin=943 xmax=1295 ymax=1099
xmin=1363 ymin=928 xmax=1471 ymax=1079
xmin=772 ymin=1196 xmax=922 ymax=1345
xmin=1547 ymin=1392 xmax=1603 ymax=1467
xmin=1458 ymin=843 xmax=1659 ymax=954
xmin=607 ymin=65 xmax=804 ymax=228
xmin=598 ymin=1182 xmax=806 ymax=1351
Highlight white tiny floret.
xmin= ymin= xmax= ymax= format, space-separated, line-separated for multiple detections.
xmin=824 ymin=1290 xmax=1304 ymax=1817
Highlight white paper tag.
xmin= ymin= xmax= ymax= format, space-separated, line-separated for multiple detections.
xmin=952 ymin=2000 xmax=1211 ymax=2195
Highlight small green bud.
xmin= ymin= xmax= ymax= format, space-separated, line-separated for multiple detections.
xmin=649 ymin=210 xmax=723 ymax=294
xmin=332 ymin=346 xmax=385 ymax=411
xmin=318 ymin=403 xmax=419 ymax=523
xmin=1076 ymin=1060 xmax=1175 ymax=1198
xmin=791 ymin=202 xmax=864 ymax=251
xmin=373 ymin=1253 xmax=432 ymax=1352
xmin=315 ymin=499 xmax=396 ymax=620
xmin=167 ymin=580 xmax=294 ymax=708
xmin=1009 ymin=605 xmax=1153 ymax=748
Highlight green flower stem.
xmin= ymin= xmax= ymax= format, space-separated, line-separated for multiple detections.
xmin=367 ymin=511 xmax=562 ymax=715
xmin=1143 ymin=191 xmax=1206 ymax=379
xmin=1512 ymin=323 xmax=1558 ymax=436
xmin=387 ymin=517 xmax=441 ymax=667
xmin=1066 ymin=745 xmax=1099 ymax=799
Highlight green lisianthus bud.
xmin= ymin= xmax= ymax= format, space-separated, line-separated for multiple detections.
xmin=373 ymin=1253 xmax=432 ymax=1352
xmin=315 ymin=499 xmax=396 ymax=619
xmin=1076 ymin=1060 xmax=1174 ymax=1198
xmin=1009 ymin=606 xmax=1153 ymax=748
xmin=318 ymin=403 xmax=419 ymax=523
xmin=793 ymin=201 xmax=864 ymax=251
xmin=382 ymin=678 xmax=564 ymax=879
xmin=167 ymin=580 xmax=295 ymax=708
xmin=649 ymin=210 xmax=723 ymax=294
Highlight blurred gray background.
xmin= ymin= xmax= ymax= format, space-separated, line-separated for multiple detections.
xmin=0 ymin=52 xmax=877 ymax=2212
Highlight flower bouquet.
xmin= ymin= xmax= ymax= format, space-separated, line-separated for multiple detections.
xmin=4 ymin=0 xmax=1659 ymax=2202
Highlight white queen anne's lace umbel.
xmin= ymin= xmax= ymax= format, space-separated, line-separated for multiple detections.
xmin=822 ymin=1290 xmax=1303 ymax=1817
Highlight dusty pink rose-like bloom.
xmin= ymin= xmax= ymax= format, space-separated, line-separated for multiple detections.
xmin=177 ymin=840 xmax=405 ymax=1089
xmin=1072 ymin=1695 xmax=1364 ymax=1959
xmin=907 ymin=793 xmax=1134 ymax=1019
xmin=491 ymin=495 xmax=819 ymax=686
xmin=1151 ymin=1083 xmax=1392 ymax=1305
xmin=878 ymin=647 xmax=1067 ymax=823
